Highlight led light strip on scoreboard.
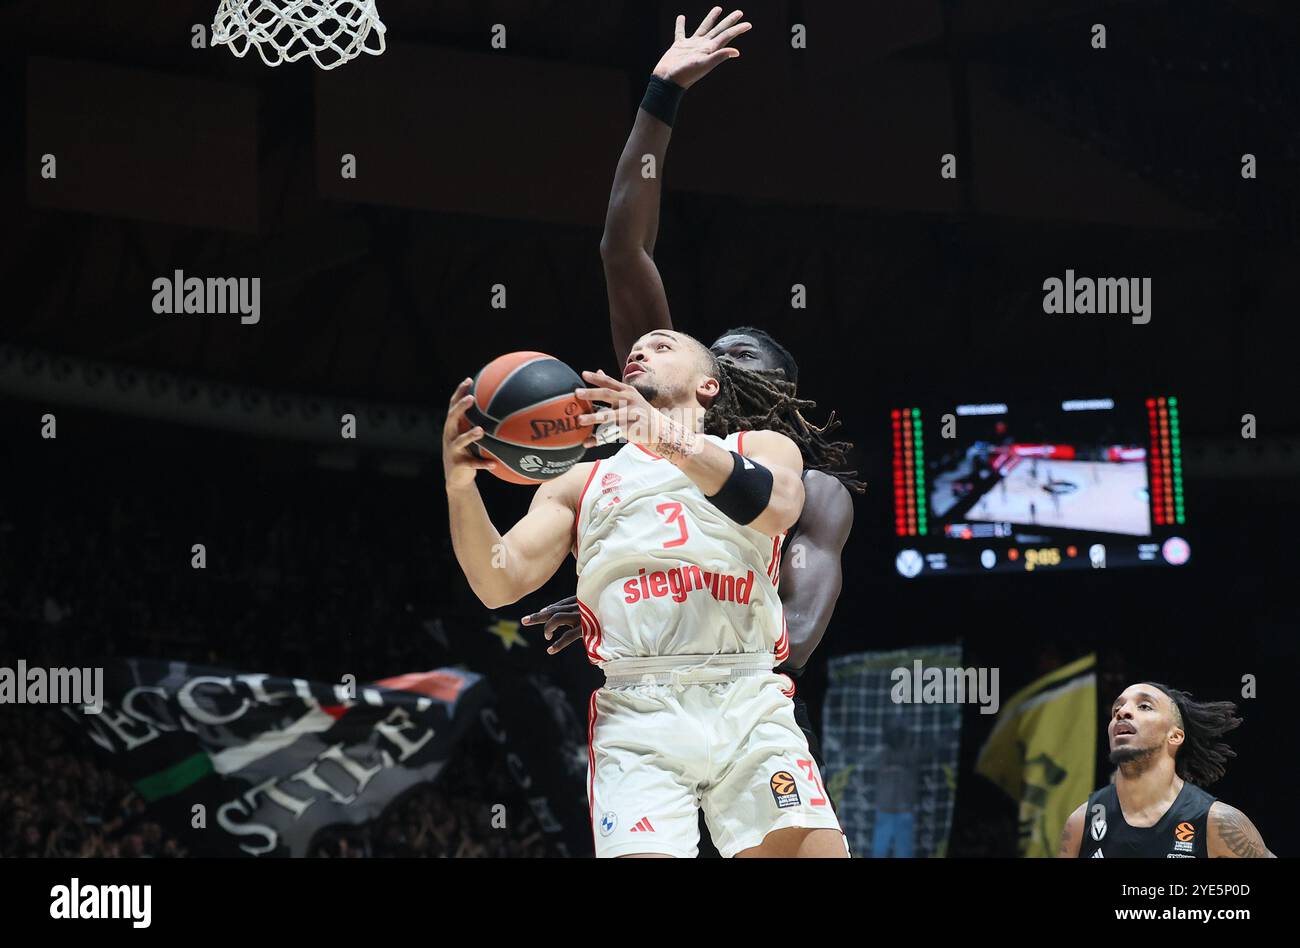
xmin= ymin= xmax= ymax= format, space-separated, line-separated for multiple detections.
xmin=891 ymin=408 xmax=926 ymax=536
xmin=1146 ymin=396 xmax=1185 ymax=526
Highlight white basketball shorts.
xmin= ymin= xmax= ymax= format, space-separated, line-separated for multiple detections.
xmin=586 ymin=667 xmax=843 ymax=858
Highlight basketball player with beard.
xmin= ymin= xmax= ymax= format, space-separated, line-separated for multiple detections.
xmin=1057 ymin=682 xmax=1274 ymax=858
xmin=523 ymin=8 xmax=863 ymax=798
xmin=444 ymin=328 xmax=847 ymax=857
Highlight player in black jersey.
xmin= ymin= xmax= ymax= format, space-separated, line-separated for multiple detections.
xmin=1058 ymin=682 xmax=1274 ymax=858
xmin=705 ymin=327 xmax=860 ymax=773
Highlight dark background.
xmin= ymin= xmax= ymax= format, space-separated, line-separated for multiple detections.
xmin=2 ymin=0 xmax=1298 ymax=857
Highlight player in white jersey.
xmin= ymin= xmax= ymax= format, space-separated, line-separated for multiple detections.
xmin=523 ymin=12 xmax=865 ymax=860
xmin=573 ymin=426 xmax=790 ymax=663
xmin=444 ymin=328 xmax=847 ymax=857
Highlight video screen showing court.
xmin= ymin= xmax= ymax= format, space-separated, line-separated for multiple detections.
xmin=890 ymin=396 xmax=1189 ymax=577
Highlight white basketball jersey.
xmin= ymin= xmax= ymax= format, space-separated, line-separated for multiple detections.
xmin=573 ymin=430 xmax=789 ymax=665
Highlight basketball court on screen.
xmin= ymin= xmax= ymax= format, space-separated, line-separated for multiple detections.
xmin=966 ymin=459 xmax=1151 ymax=536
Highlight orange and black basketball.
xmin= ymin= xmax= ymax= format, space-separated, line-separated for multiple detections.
xmin=460 ymin=351 xmax=593 ymax=484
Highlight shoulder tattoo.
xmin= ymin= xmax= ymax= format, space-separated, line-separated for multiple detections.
xmin=1213 ymin=804 xmax=1270 ymax=858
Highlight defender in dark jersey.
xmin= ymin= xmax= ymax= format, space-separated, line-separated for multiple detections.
xmin=708 ymin=328 xmax=859 ymax=773
xmin=1058 ymin=682 xmax=1274 ymax=858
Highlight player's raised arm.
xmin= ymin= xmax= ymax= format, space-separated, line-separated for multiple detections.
xmin=1208 ymin=802 xmax=1275 ymax=857
xmin=443 ymin=379 xmax=584 ymax=609
xmin=601 ymin=8 xmax=752 ymax=364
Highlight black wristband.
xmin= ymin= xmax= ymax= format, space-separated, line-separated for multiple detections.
xmin=641 ymin=75 xmax=684 ymax=127
xmin=706 ymin=451 xmax=775 ymax=526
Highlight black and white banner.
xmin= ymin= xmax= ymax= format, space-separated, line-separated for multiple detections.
xmin=62 ymin=659 xmax=488 ymax=856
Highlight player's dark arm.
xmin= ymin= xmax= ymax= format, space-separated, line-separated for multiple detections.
xmin=600 ymin=107 xmax=674 ymax=365
xmin=1057 ymin=803 xmax=1086 ymax=858
xmin=601 ymin=9 xmax=751 ymax=364
xmin=1208 ymin=802 xmax=1275 ymax=857
xmin=777 ymin=471 xmax=854 ymax=670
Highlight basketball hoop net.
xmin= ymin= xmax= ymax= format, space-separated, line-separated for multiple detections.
xmin=212 ymin=0 xmax=386 ymax=71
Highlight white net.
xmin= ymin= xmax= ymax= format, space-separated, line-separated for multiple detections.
xmin=212 ymin=0 xmax=386 ymax=71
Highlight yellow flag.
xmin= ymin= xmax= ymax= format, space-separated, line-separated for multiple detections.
xmin=975 ymin=654 xmax=1096 ymax=857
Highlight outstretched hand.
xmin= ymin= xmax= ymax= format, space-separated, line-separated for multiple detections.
xmin=521 ymin=594 xmax=584 ymax=655
xmin=653 ymin=8 xmax=752 ymax=90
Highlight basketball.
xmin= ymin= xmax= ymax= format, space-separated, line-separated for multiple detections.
xmin=459 ymin=351 xmax=594 ymax=484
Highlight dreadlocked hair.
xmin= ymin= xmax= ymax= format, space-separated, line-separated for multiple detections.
xmin=702 ymin=359 xmax=866 ymax=493
xmin=1145 ymin=682 xmax=1242 ymax=786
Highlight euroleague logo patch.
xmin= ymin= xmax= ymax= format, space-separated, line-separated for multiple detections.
xmin=769 ymin=771 xmax=800 ymax=809
xmin=1172 ymin=821 xmax=1196 ymax=852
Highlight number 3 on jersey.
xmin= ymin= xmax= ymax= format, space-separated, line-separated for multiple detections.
xmin=798 ymin=760 xmax=829 ymax=806
xmin=656 ymin=502 xmax=690 ymax=548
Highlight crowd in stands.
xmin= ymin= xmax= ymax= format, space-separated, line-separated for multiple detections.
xmin=0 ymin=450 xmax=552 ymax=858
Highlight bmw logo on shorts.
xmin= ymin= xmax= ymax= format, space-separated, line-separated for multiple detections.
xmin=599 ymin=811 xmax=617 ymax=836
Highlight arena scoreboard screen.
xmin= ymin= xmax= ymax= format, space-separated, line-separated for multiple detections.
xmin=890 ymin=395 xmax=1189 ymax=578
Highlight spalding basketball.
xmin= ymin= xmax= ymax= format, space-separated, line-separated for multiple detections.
xmin=460 ymin=352 xmax=593 ymax=484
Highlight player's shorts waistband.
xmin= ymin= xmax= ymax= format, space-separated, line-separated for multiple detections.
xmin=601 ymin=653 xmax=775 ymax=689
